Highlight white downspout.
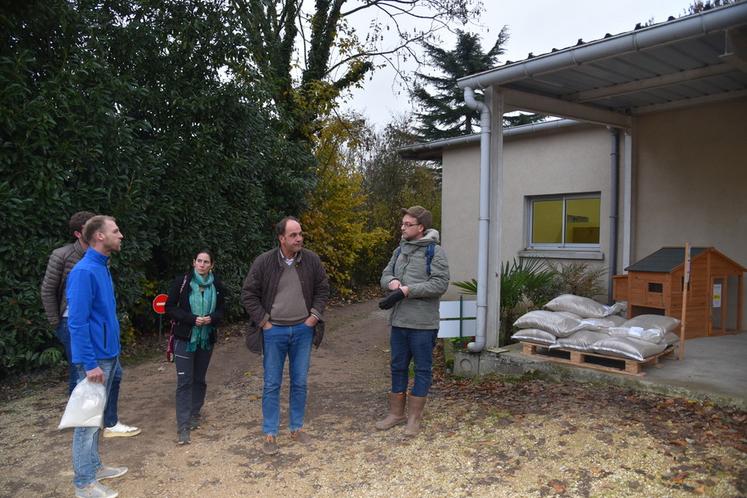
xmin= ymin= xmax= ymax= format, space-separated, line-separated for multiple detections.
xmin=463 ymin=87 xmax=490 ymax=353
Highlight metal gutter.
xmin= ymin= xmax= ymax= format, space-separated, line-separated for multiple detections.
xmin=456 ymin=3 xmax=747 ymax=90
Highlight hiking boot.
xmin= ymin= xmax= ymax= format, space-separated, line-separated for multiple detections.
xmin=74 ymin=481 xmax=118 ymax=498
xmin=177 ymin=428 xmax=190 ymax=445
xmin=404 ymin=394 xmax=427 ymax=437
xmin=189 ymin=415 xmax=201 ymax=431
xmin=96 ymin=465 xmax=128 ymax=481
xmin=374 ymin=392 xmax=407 ymax=431
xmin=290 ymin=429 xmax=311 ymax=444
xmin=103 ymin=422 xmax=141 ymax=438
xmin=262 ymin=435 xmax=278 ymax=455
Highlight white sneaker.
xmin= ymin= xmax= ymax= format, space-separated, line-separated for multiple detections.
xmin=96 ymin=465 xmax=128 ymax=480
xmin=75 ymin=481 xmax=118 ymax=498
xmin=103 ymin=422 xmax=141 ymax=438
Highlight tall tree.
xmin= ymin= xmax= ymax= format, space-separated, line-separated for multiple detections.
xmin=231 ymin=0 xmax=483 ymax=140
xmin=301 ymin=115 xmax=388 ymax=296
xmin=412 ymin=29 xmax=542 ymax=140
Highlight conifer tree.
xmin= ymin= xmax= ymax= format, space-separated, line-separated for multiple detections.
xmin=413 ymin=29 xmax=541 ymax=140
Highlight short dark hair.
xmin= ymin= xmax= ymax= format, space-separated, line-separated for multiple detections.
xmin=275 ymin=216 xmax=300 ymax=237
xmin=82 ymin=215 xmax=115 ymax=244
xmin=193 ymin=249 xmax=215 ymax=264
xmin=400 ymin=205 xmax=433 ymax=230
xmin=69 ymin=211 xmax=96 ymax=238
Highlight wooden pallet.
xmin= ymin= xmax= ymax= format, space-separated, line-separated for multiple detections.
xmin=520 ymin=342 xmax=676 ymax=377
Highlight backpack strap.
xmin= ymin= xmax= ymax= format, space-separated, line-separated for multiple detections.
xmin=392 ymin=243 xmax=436 ymax=276
xmin=178 ymin=274 xmax=189 ymax=297
xmin=170 ymin=274 xmax=189 ymax=325
xmin=425 ymin=242 xmax=435 ymax=276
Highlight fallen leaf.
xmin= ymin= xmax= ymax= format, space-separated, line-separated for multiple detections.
xmin=671 ymin=472 xmax=688 ymax=484
xmin=548 ymin=479 xmax=566 ymax=493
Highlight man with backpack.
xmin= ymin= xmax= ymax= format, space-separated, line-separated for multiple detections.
xmin=376 ymin=205 xmax=450 ymax=436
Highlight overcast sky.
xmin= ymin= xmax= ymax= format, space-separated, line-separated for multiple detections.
xmin=341 ymin=0 xmax=695 ymax=129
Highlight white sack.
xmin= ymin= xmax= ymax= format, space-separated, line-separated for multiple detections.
xmin=549 ymin=330 xmax=608 ymax=352
xmin=622 ymin=314 xmax=681 ymax=334
xmin=589 ymin=336 xmax=667 ymax=361
xmin=511 ymin=328 xmax=557 ymax=346
xmin=574 ymin=316 xmax=625 ymax=332
xmin=663 ymin=332 xmax=680 ymax=346
xmin=544 ymin=294 xmax=618 ymax=318
xmin=608 ymin=326 xmax=665 ymax=344
xmin=513 ymin=310 xmax=581 ymax=338
xmin=605 ymin=314 xmax=627 ymax=326
xmin=58 ymin=378 xmax=107 ymax=430
xmin=556 ymin=311 xmax=582 ymax=320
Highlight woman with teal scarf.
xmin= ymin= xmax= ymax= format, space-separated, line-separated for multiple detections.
xmin=165 ymin=249 xmax=226 ymax=445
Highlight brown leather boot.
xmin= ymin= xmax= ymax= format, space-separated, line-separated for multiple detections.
xmin=404 ymin=394 xmax=427 ymax=437
xmin=374 ymin=392 xmax=407 ymax=430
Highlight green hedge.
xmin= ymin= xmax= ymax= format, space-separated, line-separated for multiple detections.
xmin=0 ymin=0 xmax=314 ymax=376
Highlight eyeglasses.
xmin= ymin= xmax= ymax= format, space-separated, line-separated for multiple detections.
xmin=401 ymin=222 xmax=420 ymax=228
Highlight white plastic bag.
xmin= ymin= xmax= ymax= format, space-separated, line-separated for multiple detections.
xmin=58 ymin=378 xmax=107 ymax=430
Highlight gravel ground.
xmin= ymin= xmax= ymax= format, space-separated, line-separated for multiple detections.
xmin=0 ymin=299 xmax=744 ymax=497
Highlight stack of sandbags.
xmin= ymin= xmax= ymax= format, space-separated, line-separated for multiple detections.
xmin=512 ymin=295 xmax=680 ymax=363
xmin=540 ymin=294 xmax=626 ymax=352
xmin=589 ymin=314 xmax=681 ymax=361
xmin=510 ymin=310 xmax=583 ymax=346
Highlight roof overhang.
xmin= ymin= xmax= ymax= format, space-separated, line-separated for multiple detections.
xmin=398 ymin=118 xmax=584 ymax=160
xmin=457 ymin=2 xmax=747 ymax=128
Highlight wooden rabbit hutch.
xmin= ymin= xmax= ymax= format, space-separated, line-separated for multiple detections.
xmin=613 ymin=247 xmax=745 ymax=339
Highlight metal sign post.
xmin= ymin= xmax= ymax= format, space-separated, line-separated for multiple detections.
xmin=152 ymin=294 xmax=168 ymax=341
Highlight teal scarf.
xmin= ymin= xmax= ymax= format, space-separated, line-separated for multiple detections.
xmin=188 ymin=269 xmax=216 ymax=352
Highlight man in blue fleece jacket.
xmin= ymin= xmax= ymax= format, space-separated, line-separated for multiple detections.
xmin=66 ymin=215 xmax=127 ymax=498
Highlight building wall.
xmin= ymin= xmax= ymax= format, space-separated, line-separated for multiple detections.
xmin=633 ymin=97 xmax=747 ymax=325
xmin=441 ymin=124 xmax=613 ymax=299
xmin=440 ymin=143 xmax=480 ymax=298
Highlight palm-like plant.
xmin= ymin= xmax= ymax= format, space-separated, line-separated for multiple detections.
xmin=452 ymin=258 xmax=557 ymax=346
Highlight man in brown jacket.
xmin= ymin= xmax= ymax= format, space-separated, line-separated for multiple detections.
xmin=241 ymin=216 xmax=329 ymax=456
xmin=41 ymin=211 xmax=140 ymax=438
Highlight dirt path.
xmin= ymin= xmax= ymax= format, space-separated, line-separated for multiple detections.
xmin=1 ymin=300 xmax=745 ymax=497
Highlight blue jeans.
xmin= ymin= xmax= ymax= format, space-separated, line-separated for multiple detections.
xmin=390 ymin=327 xmax=438 ymax=397
xmin=57 ymin=318 xmax=121 ymax=428
xmin=262 ymin=323 xmax=313 ymax=435
xmin=55 ymin=318 xmax=77 ymax=394
xmin=72 ymin=357 xmax=118 ymax=489
xmin=103 ymin=363 xmax=122 ymax=428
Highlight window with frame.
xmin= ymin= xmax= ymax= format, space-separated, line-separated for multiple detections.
xmin=528 ymin=194 xmax=601 ymax=249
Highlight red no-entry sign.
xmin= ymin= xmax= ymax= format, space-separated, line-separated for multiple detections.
xmin=152 ymin=294 xmax=168 ymax=314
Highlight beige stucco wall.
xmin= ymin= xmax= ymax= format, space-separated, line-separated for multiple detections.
xmin=441 ymin=124 xmax=613 ymax=300
xmin=440 ymin=98 xmax=747 ymax=322
xmin=633 ymin=97 xmax=747 ymax=323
